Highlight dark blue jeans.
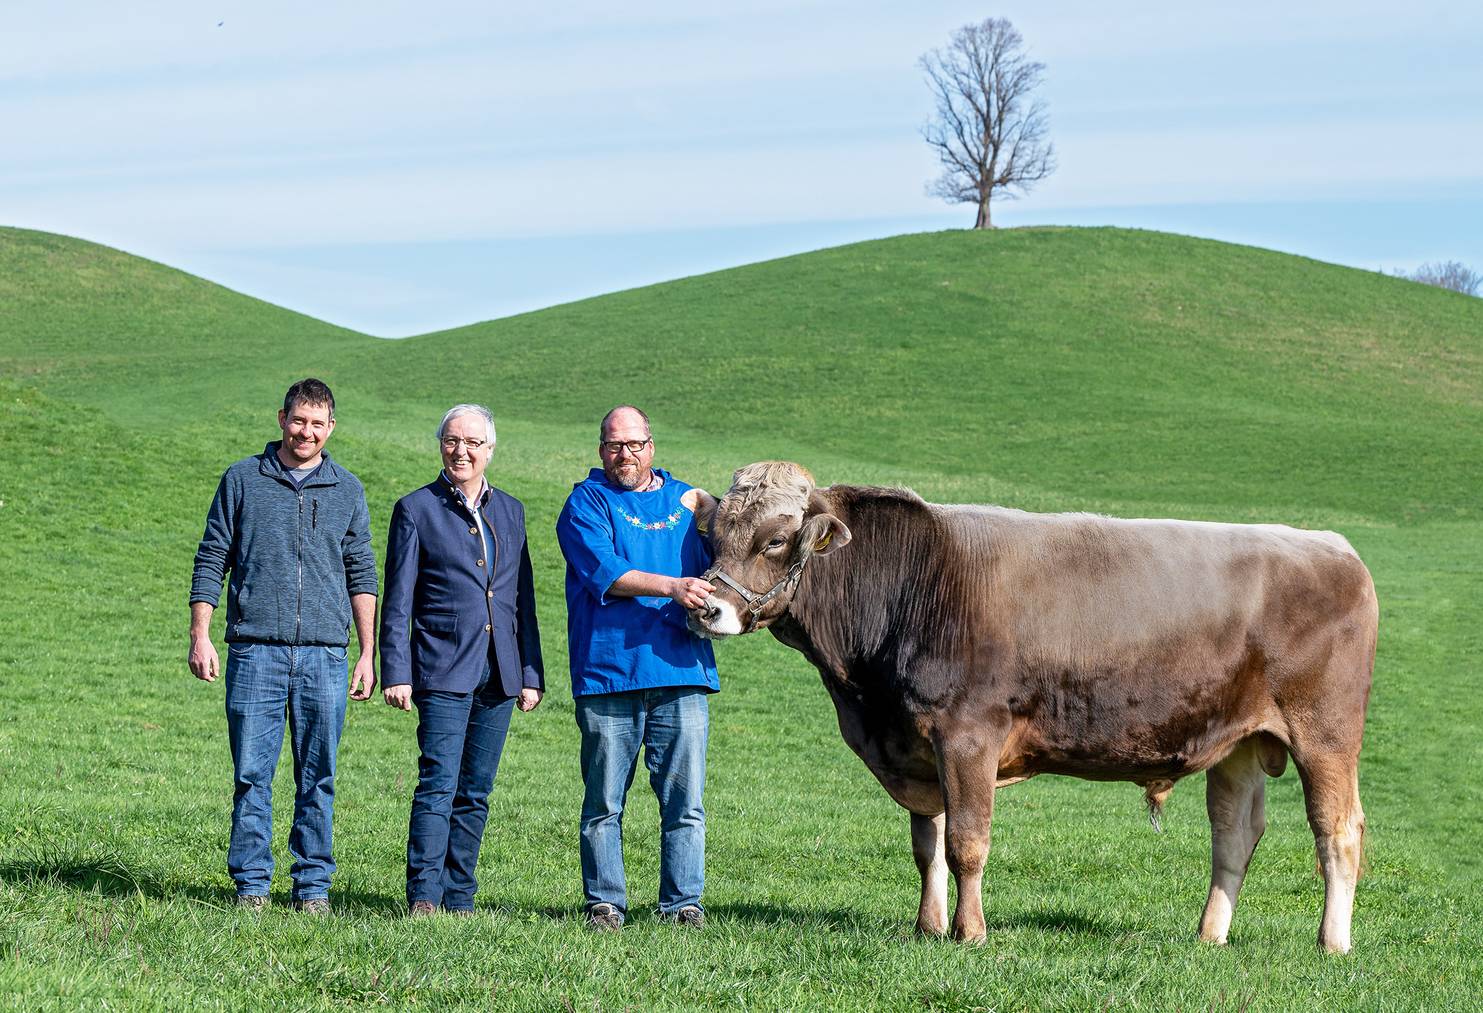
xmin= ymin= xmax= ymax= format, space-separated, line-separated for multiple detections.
xmin=224 ymin=643 xmax=348 ymax=900
xmin=576 ymin=686 xmax=709 ymax=915
xmin=407 ymin=664 xmax=516 ymax=910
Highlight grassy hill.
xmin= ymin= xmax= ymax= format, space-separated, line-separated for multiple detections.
xmin=1 ymin=224 xmax=1480 ymax=1008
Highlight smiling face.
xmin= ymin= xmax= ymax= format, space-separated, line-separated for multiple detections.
xmin=440 ymin=412 xmax=495 ymax=489
xmin=277 ymin=399 xmax=335 ymax=467
xmin=599 ymin=408 xmax=655 ymax=490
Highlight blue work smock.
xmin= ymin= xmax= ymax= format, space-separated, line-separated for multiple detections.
xmin=556 ymin=468 xmax=718 ymax=698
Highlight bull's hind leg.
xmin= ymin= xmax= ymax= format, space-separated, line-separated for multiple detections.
xmin=1198 ymin=738 xmax=1271 ymax=945
xmin=911 ymin=812 xmax=949 ymax=936
xmin=1292 ymin=750 xmax=1365 ymax=953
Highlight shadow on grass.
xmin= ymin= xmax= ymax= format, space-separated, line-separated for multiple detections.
xmin=707 ymin=900 xmax=892 ymax=933
xmin=983 ymin=908 xmax=1122 ymax=937
xmin=2 ymin=856 xmax=1120 ymax=937
xmin=0 ymin=852 xmax=402 ymax=915
xmin=0 ymin=851 xmax=164 ymax=897
xmin=525 ymin=900 xmax=1124 ymax=938
xmin=526 ymin=901 xmax=885 ymax=933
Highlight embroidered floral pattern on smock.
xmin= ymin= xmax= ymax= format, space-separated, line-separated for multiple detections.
xmin=616 ymin=505 xmax=686 ymax=531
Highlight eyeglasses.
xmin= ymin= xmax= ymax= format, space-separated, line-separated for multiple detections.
xmin=600 ymin=438 xmax=651 ymax=455
xmin=441 ymin=436 xmax=487 ymax=451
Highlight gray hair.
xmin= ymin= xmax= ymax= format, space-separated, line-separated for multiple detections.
xmin=437 ymin=404 xmax=496 ymax=446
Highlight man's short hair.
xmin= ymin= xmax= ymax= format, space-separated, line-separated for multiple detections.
xmin=600 ymin=405 xmax=651 ymax=440
xmin=438 ymin=404 xmax=497 ymax=446
xmin=283 ymin=378 xmax=335 ymax=419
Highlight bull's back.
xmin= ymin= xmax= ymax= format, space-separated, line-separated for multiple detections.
xmin=933 ymin=506 xmax=1374 ymax=779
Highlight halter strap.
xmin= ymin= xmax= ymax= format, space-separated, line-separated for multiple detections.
xmin=703 ymin=559 xmax=808 ymax=631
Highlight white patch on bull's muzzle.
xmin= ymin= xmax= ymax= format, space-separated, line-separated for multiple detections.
xmin=693 ymin=595 xmax=743 ymax=638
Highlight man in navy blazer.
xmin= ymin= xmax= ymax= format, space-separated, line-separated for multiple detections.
xmin=380 ymin=403 xmax=544 ymax=916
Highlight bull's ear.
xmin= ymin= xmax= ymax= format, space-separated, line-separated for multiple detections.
xmin=682 ymin=488 xmax=718 ymax=535
xmin=799 ymin=512 xmax=851 ymax=557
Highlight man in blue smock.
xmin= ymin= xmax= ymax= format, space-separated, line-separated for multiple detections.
xmin=556 ymin=405 xmax=718 ymax=932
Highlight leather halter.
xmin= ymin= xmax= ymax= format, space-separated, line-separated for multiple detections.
xmin=703 ymin=559 xmax=807 ymax=632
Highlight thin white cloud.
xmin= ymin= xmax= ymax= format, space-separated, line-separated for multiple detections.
xmin=2 ymin=0 xmax=1480 ymax=330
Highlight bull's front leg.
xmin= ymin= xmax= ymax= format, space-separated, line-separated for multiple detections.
xmin=911 ymin=811 xmax=949 ymax=936
xmin=934 ymin=727 xmax=1005 ymax=944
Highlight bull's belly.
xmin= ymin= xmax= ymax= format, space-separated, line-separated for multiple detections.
xmin=821 ymin=664 xmax=1269 ymax=810
xmin=997 ymin=709 xmax=1267 ymax=782
xmin=990 ymin=643 xmax=1278 ymax=782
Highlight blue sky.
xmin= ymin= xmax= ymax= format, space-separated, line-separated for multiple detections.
xmin=4 ymin=1 xmax=1480 ymax=335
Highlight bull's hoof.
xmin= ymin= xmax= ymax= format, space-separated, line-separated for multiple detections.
xmin=951 ymin=924 xmax=987 ymax=945
xmin=915 ymin=919 xmax=949 ymax=939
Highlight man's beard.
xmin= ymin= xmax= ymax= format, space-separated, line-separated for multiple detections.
xmin=611 ymin=464 xmax=643 ymax=490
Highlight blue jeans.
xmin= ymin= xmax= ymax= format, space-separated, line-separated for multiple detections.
xmin=224 ymin=643 xmax=348 ymax=900
xmin=407 ymin=664 xmax=516 ymax=910
xmin=576 ymin=686 xmax=709 ymax=915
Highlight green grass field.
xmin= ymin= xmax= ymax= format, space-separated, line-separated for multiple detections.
xmin=1 ymin=224 xmax=1480 ymax=1010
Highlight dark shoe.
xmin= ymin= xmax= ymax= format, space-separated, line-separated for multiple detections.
xmin=672 ymin=905 xmax=705 ymax=928
xmin=235 ymin=894 xmax=269 ymax=912
xmin=292 ymin=898 xmax=331 ymax=916
xmin=587 ymin=902 xmax=624 ymax=932
xmin=445 ymin=907 xmax=475 ymax=917
xmin=409 ymin=900 xmax=438 ymax=919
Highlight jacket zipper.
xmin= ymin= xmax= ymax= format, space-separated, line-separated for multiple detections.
xmin=295 ymin=490 xmax=305 ymax=644
xmin=312 ymin=500 xmax=318 ymax=529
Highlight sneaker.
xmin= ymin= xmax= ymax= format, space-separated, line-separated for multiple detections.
xmin=587 ymin=902 xmax=624 ymax=932
xmin=235 ymin=894 xmax=269 ymax=912
xmin=292 ymin=898 xmax=331 ymax=916
xmin=408 ymin=900 xmax=438 ymax=919
xmin=445 ymin=907 xmax=475 ymax=917
xmin=672 ymin=905 xmax=705 ymax=929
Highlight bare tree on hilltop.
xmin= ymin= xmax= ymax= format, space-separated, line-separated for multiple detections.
xmin=920 ymin=17 xmax=1056 ymax=229
xmin=1397 ymin=260 xmax=1482 ymax=297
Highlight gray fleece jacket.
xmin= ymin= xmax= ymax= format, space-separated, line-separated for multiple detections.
xmin=191 ymin=442 xmax=378 ymax=645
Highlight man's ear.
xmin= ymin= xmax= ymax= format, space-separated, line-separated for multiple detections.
xmin=798 ymin=511 xmax=851 ymax=557
xmin=682 ymin=488 xmax=718 ymax=535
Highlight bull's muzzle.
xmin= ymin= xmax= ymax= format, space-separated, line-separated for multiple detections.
xmin=687 ymin=594 xmax=742 ymax=639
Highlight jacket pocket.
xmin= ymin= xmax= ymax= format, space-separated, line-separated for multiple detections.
xmin=228 ymin=579 xmax=250 ymax=632
xmin=415 ymin=611 xmax=457 ymax=635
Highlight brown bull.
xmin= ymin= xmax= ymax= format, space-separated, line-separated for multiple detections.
xmin=688 ymin=462 xmax=1376 ymax=952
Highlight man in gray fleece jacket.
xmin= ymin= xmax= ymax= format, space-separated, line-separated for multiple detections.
xmin=189 ymin=378 xmax=378 ymax=913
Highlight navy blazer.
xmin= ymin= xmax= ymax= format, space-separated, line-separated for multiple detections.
xmin=380 ymin=476 xmax=544 ymax=696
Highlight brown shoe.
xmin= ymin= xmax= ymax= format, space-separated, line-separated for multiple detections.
xmin=235 ymin=894 xmax=269 ymax=912
xmin=409 ymin=900 xmax=438 ymax=919
xmin=586 ymin=902 xmax=624 ymax=932
xmin=672 ymin=905 xmax=705 ymax=929
xmin=292 ymin=898 xmax=331 ymax=916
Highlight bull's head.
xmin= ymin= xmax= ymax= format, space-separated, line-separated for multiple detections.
xmin=689 ymin=461 xmax=851 ymax=638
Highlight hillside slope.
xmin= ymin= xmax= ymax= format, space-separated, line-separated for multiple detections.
xmin=0 ymin=227 xmax=364 ymax=425
xmin=5 ymin=225 xmax=1476 ymax=522
xmin=415 ymin=228 xmax=1482 ymax=522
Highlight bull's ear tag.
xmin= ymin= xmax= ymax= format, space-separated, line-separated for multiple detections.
xmin=813 ymin=531 xmax=832 ymax=552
